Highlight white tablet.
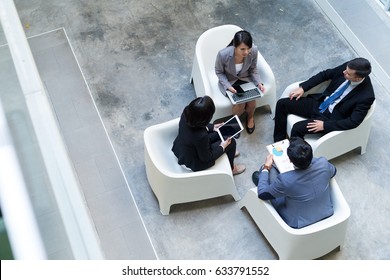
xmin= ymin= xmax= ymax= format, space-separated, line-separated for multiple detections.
xmin=216 ymin=115 xmax=244 ymax=141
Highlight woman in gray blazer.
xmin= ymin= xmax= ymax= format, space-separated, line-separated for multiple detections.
xmin=215 ymin=30 xmax=265 ymax=135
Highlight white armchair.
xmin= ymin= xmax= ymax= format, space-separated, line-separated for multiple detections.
xmin=281 ymin=81 xmax=376 ymax=160
xmin=239 ymin=178 xmax=351 ymax=260
xmin=144 ymin=118 xmax=240 ymax=215
xmin=190 ymin=24 xmax=276 ymax=122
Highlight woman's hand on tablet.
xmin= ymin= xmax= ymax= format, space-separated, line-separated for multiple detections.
xmin=214 ymin=123 xmax=224 ymax=130
xmin=220 ymin=137 xmax=231 ymax=151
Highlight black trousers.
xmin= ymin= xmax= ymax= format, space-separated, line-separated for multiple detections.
xmin=273 ymin=96 xmax=329 ymax=142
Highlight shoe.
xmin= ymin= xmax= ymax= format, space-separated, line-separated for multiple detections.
xmin=252 ymin=171 xmax=260 ymax=186
xmin=235 ymin=150 xmax=240 ymax=157
xmin=232 ymin=164 xmax=246 ymax=176
xmin=233 ymin=132 xmax=241 ymax=139
xmin=246 ymin=118 xmax=255 ymax=134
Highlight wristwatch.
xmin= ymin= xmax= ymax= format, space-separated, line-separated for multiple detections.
xmin=263 ymin=164 xmax=271 ymax=171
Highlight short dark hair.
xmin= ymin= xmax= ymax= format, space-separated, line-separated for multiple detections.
xmin=228 ymin=30 xmax=253 ymax=48
xmin=287 ymin=137 xmax=313 ymax=169
xmin=347 ymin=57 xmax=371 ymax=78
xmin=184 ymin=96 xmax=215 ymax=127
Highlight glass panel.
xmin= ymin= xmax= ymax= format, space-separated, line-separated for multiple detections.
xmin=379 ymin=0 xmax=390 ymax=10
xmin=0 ymin=25 xmax=73 ymax=259
xmin=0 ymin=209 xmax=14 ymax=260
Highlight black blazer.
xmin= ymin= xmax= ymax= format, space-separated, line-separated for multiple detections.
xmin=172 ymin=112 xmax=224 ymax=171
xmin=300 ymin=62 xmax=375 ymax=133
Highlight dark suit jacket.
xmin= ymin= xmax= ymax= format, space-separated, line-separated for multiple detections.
xmin=300 ymin=62 xmax=375 ymax=133
xmin=172 ymin=112 xmax=224 ymax=171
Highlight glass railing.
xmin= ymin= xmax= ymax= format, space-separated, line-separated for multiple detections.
xmin=0 ymin=0 xmax=103 ymax=259
xmin=0 ymin=96 xmax=47 ymax=259
xmin=0 ymin=209 xmax=14 ymax=259
xmin=379 ymin=0 xmax=390 ymax=11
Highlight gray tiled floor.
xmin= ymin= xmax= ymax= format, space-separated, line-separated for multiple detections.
xmin=1 ymin=0 xmax=389 ymax=259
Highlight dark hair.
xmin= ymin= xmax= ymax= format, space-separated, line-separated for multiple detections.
xmin=347 ymin=57 xmax=371 ymax=78
xmin=287 ymin=137 xmax=313 ymax=169
xmin=228 ymin=30 xmax=253 ymax=48
xmin=184 ymin=96 xmax=215 ymax=127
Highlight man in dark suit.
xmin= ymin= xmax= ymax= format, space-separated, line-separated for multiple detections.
xmin=273 ymin=57 xmax=375 ymax=142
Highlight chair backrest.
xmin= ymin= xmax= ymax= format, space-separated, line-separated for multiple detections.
xmin=195 ymin=25 xmax=242 ymax=77
xmin=144 ymin=118 xmax=189 ymax=175
xmin=277 ymin=177 xmax=349 ymax=233
xmin=363 ymin=99 xmax=376 ymax=123
xmin=304 ymin=80 xmax=331 ymax=96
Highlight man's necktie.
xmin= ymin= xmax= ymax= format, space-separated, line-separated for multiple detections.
xmin=318 ymin=81 xmax=350 ymax=113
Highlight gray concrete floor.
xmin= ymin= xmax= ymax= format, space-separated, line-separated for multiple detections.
xmin=2 ymin=0 xmax=390 ymax=259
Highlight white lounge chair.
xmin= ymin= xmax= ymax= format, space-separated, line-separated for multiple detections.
xmin=281 ymin=81 xmax=376 ymax=160
xmin=190 ymin=24 xmax=277 ymax=122
xmin=144 ymin=118 xmax=240 ymax=215
xmin=239 ymin=177 xmax=351 ymax=259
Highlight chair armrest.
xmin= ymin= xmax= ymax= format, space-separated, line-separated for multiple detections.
xmin=257 ymin=52 xmax=276 ymax=90
xmin=309 ymin=130 xmax=343 ymax=156
xmin=280 ymin=82 xmax=302 ymax=99
xmin=280 ymin=80 xmax=331 ymax=99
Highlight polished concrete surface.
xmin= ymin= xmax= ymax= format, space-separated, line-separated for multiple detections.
xmin=2 ymin=0 xmax=390 ymax=259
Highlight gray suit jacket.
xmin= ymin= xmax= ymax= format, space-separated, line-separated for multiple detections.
xmin=258 ymin=157 xmax=336 ymax=228
xmin=215 ymin=45 xmax=260 ymax=95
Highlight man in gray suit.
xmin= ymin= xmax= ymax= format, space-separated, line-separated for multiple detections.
xmin=252 ymin=137 xmax=336 ymax=228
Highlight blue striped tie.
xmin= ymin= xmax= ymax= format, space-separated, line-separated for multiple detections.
xmin=319 ymin=81 xmax=350 ymax=113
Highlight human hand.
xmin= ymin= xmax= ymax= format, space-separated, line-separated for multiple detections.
xmin=228 ymin=86 xmax=237 ymax=94
xmin=265 ymin=154 xmax=274 ymax=166
xmin=258 ymin=83 xmax=265 ymax=93
xmin=289 ymin=87 xmax=304 ymax=100
xmin=220 ymin=137 xmax=232 ymax=150
xmin=214 ymin=123 xmax=223 ymax=130
xmin=307 ymin=120 xmax=324 ymax=132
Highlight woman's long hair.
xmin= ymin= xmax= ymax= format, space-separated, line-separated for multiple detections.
xmin=184 ymin=96 xmax=215 ymax=128
xmin=227 ymin=30 xmax=253 ymax=48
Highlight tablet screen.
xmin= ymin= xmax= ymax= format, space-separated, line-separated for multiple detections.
xmin=217 ymin=115 xmax=243 ymax=140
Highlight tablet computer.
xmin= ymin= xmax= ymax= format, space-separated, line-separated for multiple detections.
xmin=216 ymin=115 xmax=244 ymax=141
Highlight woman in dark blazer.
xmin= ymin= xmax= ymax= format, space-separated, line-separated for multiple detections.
xmin=172 ymin=96 xmax=245 ymax=175
xmin=215 ymin=30 xmax=265 ymax=135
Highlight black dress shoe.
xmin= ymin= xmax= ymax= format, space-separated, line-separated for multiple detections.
xmin=252 ymin=171 xmax=260 ymax=186
xmin=246 ymin=120 xmax=255 ymax=134
xmin=233 ymin=132 xmax=241 ymax=139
